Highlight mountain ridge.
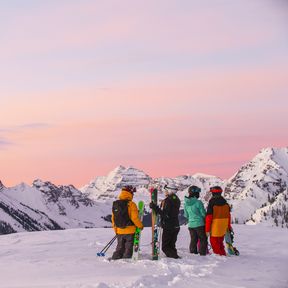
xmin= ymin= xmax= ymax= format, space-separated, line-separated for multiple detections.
xmin=0 ymin=146 xmax=287 ymax=234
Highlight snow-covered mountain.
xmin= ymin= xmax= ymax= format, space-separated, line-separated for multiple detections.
xmin=81 ymin=166 xmax=223 ymax=203
xmin=151 ymin=173 xmax=223 ymax=203
xmin=81 ymin=166 xmax=152 ymax=201
xmin=225 ymin=147 xmax=288 ymax=228
xmin=80 ymin=167 xmax=224 ymax=227
xmin=0 ymin=166 xmax=224 ymax=234
xmin=0 ymin=180 xmax=110 ymax=234
xmin=1 ymin=147 xmax=287 ymax=235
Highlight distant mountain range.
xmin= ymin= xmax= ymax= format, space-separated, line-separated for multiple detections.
xmin=0 ymin=147 xmax=287 ymax=234
xmin=0 ymin=180 xmax=110 ymax=234
xmin=225 ymin=147 xmax=288 ymax=228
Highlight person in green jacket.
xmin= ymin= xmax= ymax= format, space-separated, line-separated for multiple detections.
xmin=184 ymin=185 xmax=208 ymax=255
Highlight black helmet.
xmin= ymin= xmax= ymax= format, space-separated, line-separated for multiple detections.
xmin=122 ymin=185 xmax=136 ymax=194
xmin=188 ymin=185 xmax=201 ymax=194
xmin=188 ymin=185 xmax=201 ymax=198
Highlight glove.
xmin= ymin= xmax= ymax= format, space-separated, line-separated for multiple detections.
xmin=206 ymin=232 xmax=210 ymax=238
xmin=149 ymin=202 xmax=157 ymax=210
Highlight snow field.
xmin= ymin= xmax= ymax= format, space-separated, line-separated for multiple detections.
xmin=0 ymin=225 xmax=287 ymax=288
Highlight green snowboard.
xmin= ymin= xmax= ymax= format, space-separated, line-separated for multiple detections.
xmin=132 ymin=200 xmax=144 ymax=260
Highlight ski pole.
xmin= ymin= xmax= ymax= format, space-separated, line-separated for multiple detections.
xmin=101 ymin=235 xmax=117 ymax=252
xmin=97 ymin=235 xmax=117 ymax=256
xmin=101 ymin=236 xmax=117 ymax=254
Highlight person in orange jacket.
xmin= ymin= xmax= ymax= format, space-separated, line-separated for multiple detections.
xmin=205 ymin=186 xmax=232 ymax=256
xmin=111 ymin=186 xmax=144 ymax=260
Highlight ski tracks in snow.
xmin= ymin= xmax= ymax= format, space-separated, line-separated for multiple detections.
xmin=98 ymin=252 xmax=225 ymax=288
xmin=130 ymin=257 xmax=220 ymax=288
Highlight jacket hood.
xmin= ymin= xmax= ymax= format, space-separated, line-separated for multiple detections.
xmin=184 ymin=196 xmax=198 ymax=206
xmin=119 ymin=190 xmax=133 ymax=201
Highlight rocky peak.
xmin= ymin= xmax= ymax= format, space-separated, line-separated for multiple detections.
xmin=32 ymin=179 xmax=93 ymax=208
xmin=0 ymin=180 xmax=5 ymax=190
xmin=107 ymin=165 xmax=151 ymax=188
xmin=33 ymin=180 xmax=62 ymax=202
xmin=82 ymin=166 xmax=152 ymax=200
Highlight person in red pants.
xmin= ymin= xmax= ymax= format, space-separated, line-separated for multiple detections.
xmin=205 ymin=186 xmax=232 ymax=256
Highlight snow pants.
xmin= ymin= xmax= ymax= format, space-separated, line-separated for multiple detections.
xmin=188 ymin=226 xmax=208 ymax=256
xmin=162 ymin=227 xmax=180 ymax=258
xmin=112 ymin=234 xmax=134 ymax=260
xmin=210 ymin=236 xmax=226 ymax=256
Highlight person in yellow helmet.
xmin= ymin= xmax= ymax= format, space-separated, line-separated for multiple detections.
xmin=111 ymin=185 xmax=144 ymax=260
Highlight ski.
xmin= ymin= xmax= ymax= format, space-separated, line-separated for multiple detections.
xmin=132 ymin=200 xmax=145 ymax=260
xmin=150 ymin=187 xmax=159 ymax=260
xmin=225 ymin=230 xmax=240 ymax=256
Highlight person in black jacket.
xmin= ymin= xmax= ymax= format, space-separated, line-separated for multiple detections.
xmin=149 ymin=185 xmax=181 ymax=259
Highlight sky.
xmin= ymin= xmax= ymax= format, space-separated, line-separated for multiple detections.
xmin=0 ymin=0 xmax=288 ymax=187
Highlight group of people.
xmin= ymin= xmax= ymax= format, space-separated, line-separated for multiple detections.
xmin=111 ymin=184 xmax=232 ymax=260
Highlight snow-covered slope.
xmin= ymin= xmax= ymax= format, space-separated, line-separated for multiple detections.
xmin=246 ymin=188 xmax=288 ymax=227
xmin=0 ymin=182 xmax=62 ymax=233
xmin=0 ymin=225 xmax=287 ymax=288
xmin=225 ymin=147 xmax=288 ymax=227
xmin=0 ymin=180 xmax=110 ymax=234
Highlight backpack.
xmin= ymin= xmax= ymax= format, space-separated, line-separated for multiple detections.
xmin=112 ymin=200 xmax=133 ymax=228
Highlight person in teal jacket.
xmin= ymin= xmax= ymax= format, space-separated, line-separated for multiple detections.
xmin=184 ymin=185 xmax=208 ymax=255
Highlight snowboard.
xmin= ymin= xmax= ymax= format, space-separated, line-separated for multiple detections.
xmin=225 ymin=230 xmax=240 ymax=256
xmin=132 ymin=200 xmax=145 ymax=260
xmin=150 ymin=187 xmax=159 ymax=260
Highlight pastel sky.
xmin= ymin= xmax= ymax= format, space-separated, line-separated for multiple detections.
xmin=1 ymin=0 xmax=288 ymax=187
